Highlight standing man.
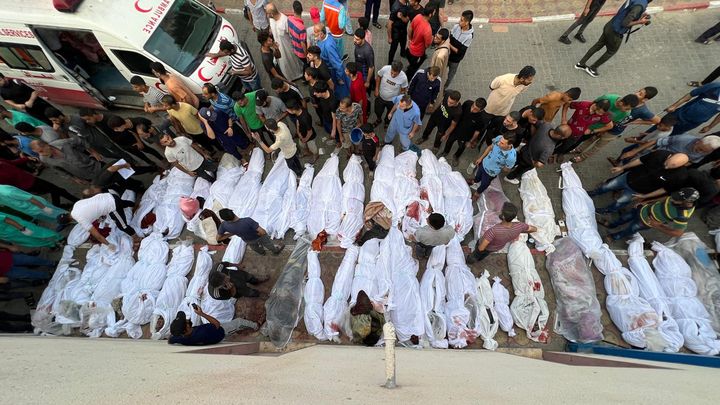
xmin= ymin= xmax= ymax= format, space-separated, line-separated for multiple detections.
xmin=427 ymin=28 xmax=451 ymax=112
xmin=162 ymin=95 xmax=217 ymax=153
xmin=312 ymin=81 xmax=340 ymax=138
xmin=254 ymin=90 xmax=289 ymax=129
xmin=576 ymin=0 xmax=652 ymax=78
xmin=470 ymin=132 xmax=517 ymax=198
xmin=485 ymin=66 xmax=535 ymax=120
xmin=353 ymin=28 xmax=376 ymax=96
xmin=198 ymin=107 xmax=249 ymax=161
xmin=201 ymin=83 xmax=235 ymax=117
xmin=287 ymin=1 xmax=308 ymax=69
xmin=159 ymin=134 xmax=218 ymax=182
xmin=150 ymin=63 xmax=199 ymax=108
xmin=0 ymin=74 xmax=53 ymax=125
xmin=385 ymin=94 xmax=422 ymax=151
xmin=571 ymin=93 xmax=638 ymax=163
xmin=251 ymin=119 xmax=303 ymax=176
xmin=364 ymin=0 xmax=382 ymax=29
xmin=559 ymin=0 xmax=607 ymax=44
xmin=286 ymin=99 xmax=319 ymax=163
xmin=505 ymin=123 xmax=572 ymax=185
xmin=426 ymin=0 xmax=447 ymax=35
xmin=438 ymin=97 xmax=488 ymax=165
xmin=245 ymin=0 xmax=269 ymax=32
xmin=374 ymin=61 xmax=409 ymax=128
xmin=129 ymin=76 xmax=167 ymax=113
xmin=270 ymin=78 xmax=305 ymax=110
xmin=664 ymin=82 xmax=720 ymax=135
xmin=420 ymin=89 xmax=462 ymax=148
xmin=346 ymin=62 xmax=369 ymax=124
xmin=607 ymin=87 xmax=661 ymax=137
xmin=205 ymin=40 xmax=261 ymax=92
xmin=320 ymin=0 xmax=353 ymax=53
xmin=446 ymin=10 xmax=475 ymax=89
xmin=77 ymin=109 xmax=138 ymax=164
xmin=314 ymin=24 xmax=350 ymax=99
xmin=258 ymin=30 xmax=292 ymax=85
xmin=266 ymin=3 xmax=304 ymax=82
xmin=407 ymin=67 xmax=441 ymax=118
xmin=233 ymin=90 xmax=268 ymax=146
xmin=306 ymin=47 xmax=335 ymax=93
xmin=406 ymin=7 xmax=434 ymax=80
xmin=387 ymin=0 xmax=410 ymax=64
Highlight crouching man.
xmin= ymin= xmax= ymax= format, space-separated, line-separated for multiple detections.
xmin=169 ymin=305 xmax=225 ymax=346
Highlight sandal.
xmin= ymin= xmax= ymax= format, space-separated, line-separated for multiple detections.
xmin=687 ymin=81 xmax=702 ymax=87
xmin=571 ymin=156 xmax=584 ymax=163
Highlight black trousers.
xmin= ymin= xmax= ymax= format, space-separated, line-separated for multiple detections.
xmin=195 ymin=159 xmax=218 ymax=183
xmin=227 ymin=268 xmax=261 ymax=299
xmin=364 ymin=0 xmax=381 ymax=23
xmin=27 ymin=178 xmax=78 ymax=206
xmin=701 ymin=65 xmax=720 ymax=85
xmin=560 ymin=4 xmax=603 ymax=38
xmin=579 ymin=21 xmax=624 ymax=69
xmin=388 ymin=35 xmax=407 ymax=64
xmin=697 ymin=22 xmax=720 ymax=42
xmin=374 ymin=97 xmax=395 ymax=123
xmin=285 ymin=153 xmax=303 ymax=177
xmin=506 ymin=154 xmax=534 ymax=180
xmin=405 ymin=53 xmax=426 ymax=81
xmin=441 ymin=130 xmax=470 ymax=158
xmin=554 ymin=134 xmax=590 ymax=155
xmin=110 ymin=194 xmax=136 ymax=236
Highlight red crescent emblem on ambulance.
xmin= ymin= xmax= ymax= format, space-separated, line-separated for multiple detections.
xmin=134 ymin=1 xmax=153 ymax=13
xmin=221 ymin=24 xmax=235 ymax=38
xmin=197 ymin=67 xmax=212 ymax=82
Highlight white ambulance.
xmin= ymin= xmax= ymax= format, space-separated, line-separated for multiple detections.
xmin=0 ymin=0 xmax=240 ymax=109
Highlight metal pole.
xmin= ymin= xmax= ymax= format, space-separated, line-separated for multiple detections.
xmin=383 ymin=322 xmax=397 ymax=389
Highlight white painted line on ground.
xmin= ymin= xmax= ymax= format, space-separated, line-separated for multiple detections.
xmin=646 ymin=6 xmax=665 ymax=14
xmin=532 ymin=14 xmax=577 ymax=22
xmin=709 ymin=0 xmax=720 ymax=9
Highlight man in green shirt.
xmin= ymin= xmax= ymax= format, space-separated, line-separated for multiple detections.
xmin=233 ymin=90 xmax=271 ymax=144
xmin=0 ymin=105 xmax=46 ymax=128
xmin=572 ymin=93 xmax=639 ymax=162
xmin=604 ymin=187 xmax=698 ymax=242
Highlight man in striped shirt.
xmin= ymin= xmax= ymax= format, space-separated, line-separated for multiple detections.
xmin=130 ymin=76 xmax=167 ymax=113
xmin=287 ymin=1 xmax=308 ymax=67
xmin=207 ymin=40 xmax=261 ymax=92
xmin=466 ymin=202 xmax=536 ymax=264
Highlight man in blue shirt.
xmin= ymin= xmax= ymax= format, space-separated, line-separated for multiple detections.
xmin=314 ymin=23 xmax=350 ymax=99
xmin=665 ymin=82 xmax=720 ymax=135
xmin=202 ymin=83 xmax=235 ymax=117
xmin=576 ymin=0 xmax=652 ymax=77
xmin=169 ymin=306 xmax=225 ymax=346
xmin=471 ymin=132 xmax=517 ymax=198
xmin=385 ymin=94 xmax=422 ymax=151
xmin=198 ymin=107 xmax=249 ymax=161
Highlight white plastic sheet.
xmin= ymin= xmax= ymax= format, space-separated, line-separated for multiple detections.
xmin=206 ymin=160 xmax=244 ymax=212
xmin=338 ymin=155 xmax=366 ymax=247
xmin=350 ymin=238 xmax=381 ymax=305
xmin=131 ymin=174 xmax=166 ymax=236
xmin=222 ymin=235 xmax=247 ymax=264
xmin=545 ymin=237 xmax=603 ymax=343
xmin=438 ymin=158 xmax=472 ymax=239
xmin=150 ymin=243 xmax=195 ymax=340
xmin=153 ymin=168 xmax=196 ymax=239
xmin=560 ymin=162 xmax=665 ymax=350
xmin=307 ymin=154 xmax=343 ymax=238
xmin=519 ymin=168 xmax=559 ymax=253
xmin=322 ymin=245 xmax=360 ymax=341
xmin=652 ymin=241 xmax=720 ymax=355
xmin=419 ymin=149 xmax=445 ymax=215
xmin=491 ymin=277 xmax=516 ymax=337
xmin=666 ymin=233 xmax=720 ymax=333
xmin=369 ymin=145 xmax=397 ymax=215
xmin=304 ymin=250 xmax=327 ymax=340
xmin=385 ymin=227 xmax=424 ymax=343
xmin=473 ymin=178 xmax=509 ymax=249
xmin=419 ymin=246 xmax=448 ymax=348
xmin=393 ymin=151 xmax=425 ymax=235
xmin=292 ymin=164 xmax=315 ymax=238
xmin=253 ymin=152 xmax=297 ymax=238
xmin=228 ymin=148 xmax=265 ymax=218
xmin=626 ymin=234 xmax=683 ymax=352
xmin=475 ymin=270 xmax=500 ymax=350
xmin=507 ymin=236 xmax=550 ymax=343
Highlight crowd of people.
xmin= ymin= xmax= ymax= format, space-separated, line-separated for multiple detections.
xmin=0 ymin=0 xmax=719 ymax=343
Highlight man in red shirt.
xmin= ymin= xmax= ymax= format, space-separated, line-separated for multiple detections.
xmin=0 ymin=158 xmax=78 ymax=206
xmin=345 ymin=62 xmax=368 ymax=124
xmin=553 ymin=99 xmax=613 ymax=158
xmin=406 ymin=7 xmax=434 ymax=80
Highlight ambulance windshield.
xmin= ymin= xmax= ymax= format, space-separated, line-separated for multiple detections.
xmin=144 ymin=0 xmax=220 ymax=75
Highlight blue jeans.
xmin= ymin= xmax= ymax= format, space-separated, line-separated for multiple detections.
xmin=243 ymin=75 xmax=262 ymax=92
xmin=590 ymin=173 xmax=634 ymax=213
xmin=6 ymin=253 xmax=55 ymax=280
xmin=473 ymin=166 xmax=496 ymax=196
xmin=608 ymin=208 xmax=647 ymax=241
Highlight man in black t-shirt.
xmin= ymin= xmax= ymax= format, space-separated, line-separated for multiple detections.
xmin=0 ymin=74 xmax=53 ymax=125
xmin=387 ymin=0 xmax=410 ymax=64
xmin=287 ymin=99 xmax=319 ymax=162
xmin=482 ymin=111 xmax=524 ymax=147
xmin=106 ymin=115 xmax=166 ymax=167
xmin=590 ymin=151 xmax=690 ymax=213
xmin=439 ymin=97 xmax=489 ymax=165
xmin=270 ymin=77 xmax=306 ymax=109
xmin=426 ymin=0 xmax=446 ymax=35
xmin=418 ymin=89 xmax=461 ymax=148
xmin=515 ymin=106 xmax=545 ymax=146
xmin=77 ymin=108 xmax=138 ymax=164
xmin=312 ymin=81 xmax=339 ymax=136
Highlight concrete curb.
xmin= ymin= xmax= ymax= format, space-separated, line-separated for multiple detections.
xmin=213 ymin=1 xmax=712 ymax=24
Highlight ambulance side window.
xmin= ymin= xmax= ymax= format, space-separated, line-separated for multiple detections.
xmin=112 ymin=50 xmax=154 ymax=77
xmin=0 ymin=42 xmax=54 ymax=72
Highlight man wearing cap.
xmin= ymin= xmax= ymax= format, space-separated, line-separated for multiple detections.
xmin=169 ymin=305 xmax=225 ymax=346
xmin=604 ymin=187 xmax=699 ymax=241
xmin=197 ymin=106 xmax=249 ymax=161
xmin=251 ymin=118 xmax=303 ymax=176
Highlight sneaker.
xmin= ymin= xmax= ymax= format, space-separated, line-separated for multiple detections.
xmin=558 ymin=36 xmax=571 ymax=45
xmin=584 ymin=66 xmax=598 ymax=78
xmin=574 ymin=62 xmax=587 ymax=71
xmin=574 ymin=33 xmax=587 ymax=43
xmin=504 ymin=177 xmax=519 ymax=185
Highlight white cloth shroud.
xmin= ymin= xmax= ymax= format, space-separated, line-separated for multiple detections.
xmin=292 ymin=164 xmax=315 ymax=238
xmin=150 ymin=243 xmax=195 ymax=340
xmin=419 ymin=149 xmax=445 ymax=215
xmin=472 ymin=177 xmax=510 ymax=251
xmin=419 ymin=246 xmax=448 ymax=348
xmin=338 ymin=155 xmax=365 ymax=248
xmin=369 ymin=145 xmax=397 ymax=215
xmin=444 ymin=238 xmax=498 ymax=350
xmin=228 ymin=148 xmax=265 ymax=218
xmin=665 ymin=233 xmax=720 ymax=334
xmin=322 ymin=245 xmax=360 ymax=341
xmin=131 ymin=174 xmax=167 ymax=236
xmin=519 ymin=168 xmax=559 ymax=253
xmin=178 ymin=246 xmax=215 ymax=326
xmin=560 ymin=162 xmax=667 ymax=350
xmin=154 ymin=168 xmax=196 ymax=239
xmin=626 ymin=234 xmax=683 ymax=352
xmin=307 ymin=154 xmax=343 ymax=238
xmin=393 ymin=151 xmax=426 ymax=237
xmin=105 ymin=232 xmax=169 ymax=339
xmin=252 ymin=152 xmax=297 ymax=239
xmin=491 ymin=277 xmax=516 ymax=338
xmin=651 ymin=240 xmax=720 ymax=355
xmin=304 ymin=250 xmax=327 ymax=340
xmin=507 ymin=236 xmax=550 ymax=343
xmin=384 ymin=226 xmax=424 ymax=343
xmin=205 ymin=155 xmax=244 ymax=212
xmin=437 ymin=158 xmax=473 ymax=240
xmin=350 ymin=238 xmax=381 ymax=305
xmin=545 ymin=237 xmax=603 ymax=343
